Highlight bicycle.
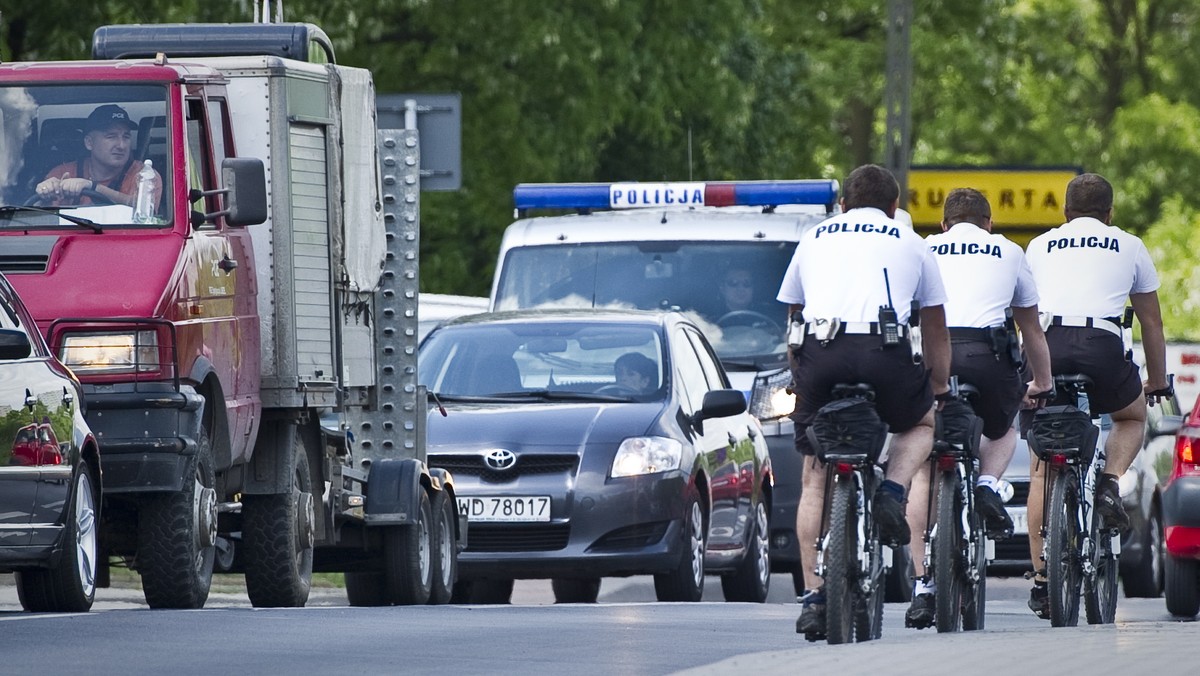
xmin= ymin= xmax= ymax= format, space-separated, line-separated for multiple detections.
xmin=919 ymin=378 xmax=989 ymax=633
xmin=1027 ymin=373 xmax=1117 ymax=626
xmin=806 ymin=383 xmax=891 ymax=644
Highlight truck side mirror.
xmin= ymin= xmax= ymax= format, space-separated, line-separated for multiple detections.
xmin=221 ymin=158 xmax=268 ymax=227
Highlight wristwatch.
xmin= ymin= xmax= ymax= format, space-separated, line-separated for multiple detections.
xmin=89 ymin=179 xmax=97 ymax=192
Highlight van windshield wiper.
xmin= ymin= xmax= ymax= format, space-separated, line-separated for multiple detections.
xmin=0 ymin=205 xmax=102 ymax=233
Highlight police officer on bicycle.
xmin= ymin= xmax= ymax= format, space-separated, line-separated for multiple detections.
xmin=1023 ymin=172 xmax=1171 ymax=619
xmin=903 ymin=187 xmax=1055 ymax=628
xmin=777 ymin=164 xmax=952 ymax=637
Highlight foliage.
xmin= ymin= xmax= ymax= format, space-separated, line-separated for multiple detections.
xmin=4 ymin=0 xmax=1200 ymax=333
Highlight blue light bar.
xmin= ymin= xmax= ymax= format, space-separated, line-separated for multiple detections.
xmin=513 ymin=180 xmax=839 ymax=213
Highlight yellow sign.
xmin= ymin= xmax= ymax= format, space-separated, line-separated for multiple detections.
xmin=907 ymin=168 xmax=1081 ymax=229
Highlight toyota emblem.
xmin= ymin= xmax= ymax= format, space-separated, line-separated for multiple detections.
xmin=484 ymin=449 xmax=517 ymax=470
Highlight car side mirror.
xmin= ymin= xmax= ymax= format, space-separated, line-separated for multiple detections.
xmin=0 ymin=328 xmax=32 ymax=360
xmin=690 ymin=389 xmax=747 ymax=433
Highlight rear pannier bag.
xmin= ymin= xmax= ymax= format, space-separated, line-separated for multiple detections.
xmin=806 ymin=396 xmax=889 ymax=464
xmin=1027 ymin=405 xmax=1099 ymax=464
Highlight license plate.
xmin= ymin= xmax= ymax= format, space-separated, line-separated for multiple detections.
xmin=1008 ymin=506 xmax=1028 ymax=535
xmin=457 ymin=496 xmax=551 ymax=522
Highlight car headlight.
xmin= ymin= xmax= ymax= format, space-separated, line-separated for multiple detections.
xmin=60 ymin=330 xmax=159 ymax=374
xmin=749 ymin=368 xmax=795 ymax=421
xmin=611 ymin=436 xmax=683 ymax=477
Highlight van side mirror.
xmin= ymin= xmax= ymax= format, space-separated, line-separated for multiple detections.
xmin=222 ymin=158 xmax=268 ymax=227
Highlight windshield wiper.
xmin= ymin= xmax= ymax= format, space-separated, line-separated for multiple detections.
xmin=494 ymin=389 xmax=637 ymax=403
xmin=0 ymin=205 xmax=102 ymax=233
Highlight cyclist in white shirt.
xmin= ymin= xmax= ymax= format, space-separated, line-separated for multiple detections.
xmin=904 ymin=188 xmax=1054 ymax=628
xmin=1023 ymin=172 xmax=1171 ymax=619
xmin=777 ymin=164 xmax=952 ymax=639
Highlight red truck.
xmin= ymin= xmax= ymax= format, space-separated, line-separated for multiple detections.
xmin=0 ymin=22 xmax=461 ymax=608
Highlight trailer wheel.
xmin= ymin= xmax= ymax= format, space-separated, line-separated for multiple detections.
xmin=243 ymin=436 xmax=315 ymax=607
xmin=345 ymin=572 xmax=386 ymax=607
xmin=384 ymin=487 xmax=433 ymax=605
xmin=137 ymin=426 xmax=216 ymax=609
xmin=427 ymin=489 xmax=458 ymax=605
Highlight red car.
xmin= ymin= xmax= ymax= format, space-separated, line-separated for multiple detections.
xmin=10 ymin=422 xmax=63 ymax=466
xmin=1166 ymin=396 xmax=1200 ymax=618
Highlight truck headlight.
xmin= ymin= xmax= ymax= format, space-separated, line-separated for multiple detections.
xmin=749 ymin=368 xmax=795 ymax=421
xmin=60 ymin=330 xmax=160 ymax=374
xmin=611 ymin=437 xmax=682 ymax=477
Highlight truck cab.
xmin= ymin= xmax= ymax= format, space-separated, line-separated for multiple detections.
xmin=489 ymin=180 xmax=838 ymax=584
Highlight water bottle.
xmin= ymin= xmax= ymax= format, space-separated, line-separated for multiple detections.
xmin=132 ymin=159 xmax=156 ymax=223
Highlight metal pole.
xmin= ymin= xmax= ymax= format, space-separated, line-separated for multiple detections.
xmin=884 ymin=0 xmax=913 ymax=201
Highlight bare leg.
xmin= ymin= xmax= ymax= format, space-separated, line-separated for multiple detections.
xmin=1103 ymin=397 xmax=1147 ymax=477
xmin=978 ymin=427 xmax=1017 ymax=479
xmin=1027 ymin=451 xmax=1044 ymax=573
xmin=884 ymin=405 xmax=936 ymax=488
xmin=906 ymin=462 xmax=931 ymax=579
xmin=797 ymin=454 xmax=827 ymax=593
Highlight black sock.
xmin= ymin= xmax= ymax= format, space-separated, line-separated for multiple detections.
xmin=880 ymin=479 xmax=905 ymax=501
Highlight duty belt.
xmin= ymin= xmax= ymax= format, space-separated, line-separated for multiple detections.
xmin=1048 ymin=315 xmax=1123 ymax=338
xmin=806 ymin=321 xmax=910 ymax=338
xmin=948 ymin=327 xmax=998 ymax=342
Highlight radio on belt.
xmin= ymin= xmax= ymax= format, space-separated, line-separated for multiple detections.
xmin=879 ymin=269 xmax=901 ymax=347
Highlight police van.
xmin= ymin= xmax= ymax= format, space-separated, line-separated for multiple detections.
xmin=488 ymin=180 xmax=839 ymax=588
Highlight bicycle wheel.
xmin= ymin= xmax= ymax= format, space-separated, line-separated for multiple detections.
xmin=961 ymin=505 xmax=987 ymax=631
xmin=1084 ymin=512 xmax=1119 ymax=624
xmin=1046 ymin=468 xmax=1082 ymax=627
xmin=854 ymin=514 xmax=885 ymax=642
xmin=825 ymin=476 xmax=857 ymax=645
xmin=934 ymin=470 xmax=964 ymax=633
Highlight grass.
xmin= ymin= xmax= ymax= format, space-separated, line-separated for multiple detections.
xmin=105 ymin=563 xmax=346 ymax=593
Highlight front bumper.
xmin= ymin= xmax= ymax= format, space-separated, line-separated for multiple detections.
xmin=83 ymin=382 xmax=202 ymax=494
xmin=1164 ymin=476 xmax=1200 ymax=558
xmin=454 ymin=469 xmax=693 ymax=579
xmin=762 ymin=419 xmax=802 ymax=569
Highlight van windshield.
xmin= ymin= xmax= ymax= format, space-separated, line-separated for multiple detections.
xmin=0 ymin=83 xmax=172 ymax=228
xmin=494 ymin=241 xmax=795 ymax=366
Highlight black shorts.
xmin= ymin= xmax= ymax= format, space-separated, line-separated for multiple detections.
xmin=950 ymin=338 xmax=1023 ymax=440
xmin=790 ymin=335 xmax=933 ymax=456
xmin=1045 ymin=326 xmax=1142 ymax=414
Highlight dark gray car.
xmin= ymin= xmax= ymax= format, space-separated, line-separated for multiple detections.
xmin=420 ymin=309 xmax=773 ymax=604
xmin=0 ymin=272 xmax=101 ymax=612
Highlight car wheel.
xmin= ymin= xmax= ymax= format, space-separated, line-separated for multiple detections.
xmin=1121 ymin=508 xmax=1163 ymax=598
xmin=427 ymin=489 xmax=458 ymax=605
xmin=137 ymin=426 xmax=216 ymax=609
xmin=654 ymin=487 xmax=706 ymax=602
xmin=721 ymin=500 xmax=770 ymax=602
xmin=552 ymin=578 xmax=602 ymax=603
xmin=467 ymin=578 xmax=514 ymax=604
xmin=243 ymin=437 xmax=315 ymax=607
xmin=16 ymin=464 xmax=98 ymax=612
xmin=1164 ymin=554 xmax=1200 ymax=618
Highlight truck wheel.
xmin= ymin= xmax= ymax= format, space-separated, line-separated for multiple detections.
xmin=17 ymin=464 xmax=98 ymax=612
xmin=383 ymin=487 xmax=433 ymax=605
xmin=552 ymin=578 xmax=601 ymax=603
xmin=427 ymin=489 xmax=458 ymax=605
xmin=137 ymin=426 xmax=217 ymax=609
xmin=243 ymin=439 xmax=315 ymax=608
xmin=345 ymin=572 xmax=386 ymax=607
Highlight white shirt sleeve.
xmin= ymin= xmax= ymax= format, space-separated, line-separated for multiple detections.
xmin=915 ymin=248 xmax=948 ymax=308
xmin=776 ymin=248 xmax=806 ymax=305
xmin=1131 ymin=239 xmax=1160 ymax=294
xmin=1011 ymin=249 xmax=1040 ymax=308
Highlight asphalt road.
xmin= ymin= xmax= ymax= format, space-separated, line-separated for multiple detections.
xmin=0 ymin=572 xmax=1195 ymax=675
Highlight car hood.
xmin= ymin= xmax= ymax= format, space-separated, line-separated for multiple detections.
xmin=427 ymin=401 xmax=664 ymax=449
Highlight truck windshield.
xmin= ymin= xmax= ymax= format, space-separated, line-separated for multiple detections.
xmin=0 ymin=83 xmax=172 ymax=228
xmin=494 ymin=241 xmax=794 ymax=365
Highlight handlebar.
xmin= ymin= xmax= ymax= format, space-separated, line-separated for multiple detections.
xmin=1146 ymin=374 xmax=1175 ymax=404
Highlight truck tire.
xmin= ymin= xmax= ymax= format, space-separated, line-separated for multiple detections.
xmin=383 ymin=487 xmax=433 ymax=605
xmin=428 ymin=489 xmax=458 ymax=605
xmin=17 ymin=464 xmax=98 ymax=612
xmin=137 ymin=426 xmax=217 ymax=609
xmin=345 ymin=572 xmax=386 ymax=607
xmin=243 ymin=440 xmax=315 ymax=608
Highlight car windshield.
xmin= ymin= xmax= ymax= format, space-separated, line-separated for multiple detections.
xmin=0 ymin=83 xmax=173 ymax=228
xmin=493 ymin=241 xmax=793 ymax=366
xmin=419 ymin=321 xmax=666 ymax=401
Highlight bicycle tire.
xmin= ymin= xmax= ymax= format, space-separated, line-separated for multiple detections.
xmin=855 ymin=512 xmax=885 ymax=642
xmin=934 ymin=469 xmax=964 ymax=633
xmin=1084 ymin=512 xmax=1120 ymax=624
xmin=961 ymin=503 xmax=987 ymax=631
xmin=825 ymin=476 xmax=857 ymax=645
xmin=1046 ymin=468 xmax=1082 ymax=627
